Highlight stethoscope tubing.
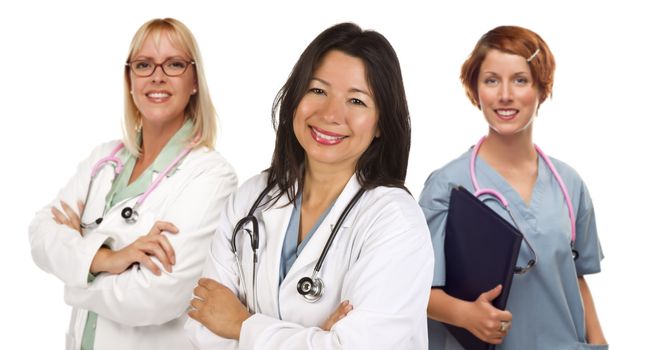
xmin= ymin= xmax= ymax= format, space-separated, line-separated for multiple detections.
xmin=470 ymin=136 xmax=578 ymax=263
xmin=231 ymin=182 xmax=366 ymax=305
xmin=81 ymin=136 xmax=199 ymax=229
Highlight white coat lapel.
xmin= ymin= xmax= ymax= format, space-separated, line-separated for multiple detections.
xmin=259 ymin=191 xmax=293 ymax=315
xmin=283 ymin=175 xmax=362 ymax=281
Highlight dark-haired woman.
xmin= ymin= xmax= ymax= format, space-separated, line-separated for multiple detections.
xmin=185 ymin=22 xmax=433 ymax=349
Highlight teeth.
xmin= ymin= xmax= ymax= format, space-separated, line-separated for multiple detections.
xmin=313 ymin=128 xmax=344 ymax=141
xmin=147 ymin=92 xmax=170 ymax=98
xmin=497 ymin=109 xmax=517 ymax=116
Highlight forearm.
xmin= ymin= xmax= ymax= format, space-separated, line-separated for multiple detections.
xmin=29 ymin=213 xmax=110 ymax=287
xmin=427 ymin=288 xmax=470 ymax=327
xmin=578 ymin=276 xmax=606 ymax=345
xmin=65 ymin=263 xmax=194 ymax=326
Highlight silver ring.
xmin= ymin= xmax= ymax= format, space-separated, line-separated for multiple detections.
xmin=499 ymin=320 xmax=510 ymax=332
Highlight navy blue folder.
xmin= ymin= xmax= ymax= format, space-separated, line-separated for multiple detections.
xmin=441 ymin=186 xmax=523 ymax=350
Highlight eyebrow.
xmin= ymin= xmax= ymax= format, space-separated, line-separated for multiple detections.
xmin=311 ymin=77 xmax=373 ymax=97
xmin=131 ymin=55 xmax=189 ymax=61
xmin=481 ymin=71 xmax=530 ymax=76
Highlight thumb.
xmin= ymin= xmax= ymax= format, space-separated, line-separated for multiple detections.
xmin=479 ymin=284 xmax=502 ymax=303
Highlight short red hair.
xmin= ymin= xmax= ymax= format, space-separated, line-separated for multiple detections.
xmin=460 ymin=26 xmax=556 ymax=107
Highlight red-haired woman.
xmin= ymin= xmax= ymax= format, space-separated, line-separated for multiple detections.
xmin=420 ymin=26 xmax=607 ymax=349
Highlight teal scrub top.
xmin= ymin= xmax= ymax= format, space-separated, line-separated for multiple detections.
xmin=279 ymin=195 xmax=335 ymax=285
xmin=81 ymin=120 xmax=193 ymax=350
xmin=419 ymin=148 xmax=606 ymax=350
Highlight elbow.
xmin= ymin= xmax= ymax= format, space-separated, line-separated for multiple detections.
xmin=106 ymin=296 xmax=189 ymax=327
xmin=64 ymin=284 xmax=190 ymax=327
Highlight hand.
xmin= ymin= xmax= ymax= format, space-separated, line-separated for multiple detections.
xmin=51 ymin=200 xmax=85 ymax=235
xmin=189 ymin=278 xmax=251 ymax=340
xmin=322 ymin=300 xmax=353 ymax=331
xmin=462 ymin=285 xmax=512 ymax=345
xmin=90 ymin=221 xmax=179 ymax=275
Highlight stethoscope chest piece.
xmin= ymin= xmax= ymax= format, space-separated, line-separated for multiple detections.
xmin=121 ymin=207 xmax=139 ymax=223
xmin=297 ymin=276 xmax=324 ymax=303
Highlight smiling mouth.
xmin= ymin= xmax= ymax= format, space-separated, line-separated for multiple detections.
xmin=146 ymin=91 xmax=172 ymax=102
xmin=495 ymin=109 xmax=518 ymax=120
xmin=310 ymin=126 xmax=347 ymax=145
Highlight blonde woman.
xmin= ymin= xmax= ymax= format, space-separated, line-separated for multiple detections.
xmin=29 ymin=18 xmax=237 ymax=350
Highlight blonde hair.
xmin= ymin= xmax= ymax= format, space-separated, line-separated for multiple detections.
xmin=123 ymin=18 xmax=217 ymax=156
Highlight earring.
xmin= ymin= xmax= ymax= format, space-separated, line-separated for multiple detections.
xmin=135 ymin=114 xmax=143 ymax=133
xmin=192 ymin=88 xmax=197 ymax=94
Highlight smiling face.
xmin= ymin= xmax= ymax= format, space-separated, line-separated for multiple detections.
xmin=293 ymin=50 xmax=379 ymax=173
xmin=477 ymin=49 xmax=540 ymax=137
xmin=129 ymin=31 xmax=197 ymax=129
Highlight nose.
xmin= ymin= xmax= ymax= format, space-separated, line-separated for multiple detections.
xmin=319 ymin=97 xmax=343 ymax=124
xmin=499 ymin=81 xmax=513 ymax=103
xmin=151 ymin=64 xmax=167 ymax=82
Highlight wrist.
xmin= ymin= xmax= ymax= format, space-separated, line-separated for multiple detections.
xmin=232 ymin=311 xmax=251 ymax=340
xmin=90 ymin=247 xmax=112 ymax=274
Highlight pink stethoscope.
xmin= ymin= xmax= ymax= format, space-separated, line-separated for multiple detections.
xmin=79 ymin=138 xmax=197 ymax=230
xmin=470 ymin=137 xmax=578 ymax=274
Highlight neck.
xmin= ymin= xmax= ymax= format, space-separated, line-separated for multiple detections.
xmin=140 ymin=117 xmax=185 ymax=162
xmin=302 ymin=160 xmax=355 ymax=208
xmin=479 ymin=128 xmax=537 ymax=167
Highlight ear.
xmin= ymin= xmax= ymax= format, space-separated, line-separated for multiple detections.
xmin=375 ymin=127 xmax=381 ymax=138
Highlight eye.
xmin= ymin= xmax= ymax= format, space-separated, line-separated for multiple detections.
xmin=514 ymin=77 xmax=530 ymax=85
xmin=133 ymin=60 xmax=153 ymax=70
xmin=308 ymin=87 xmax=326 ymax=95
xmin=349 ymin=98 xmax=367 ymax=107
xmin=166 ymin=59 xmax=187 ymax=70
xmin=483 ymin=77 xmax=498 ymax=85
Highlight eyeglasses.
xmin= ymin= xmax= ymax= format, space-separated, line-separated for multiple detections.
xmin=126 ymin=58 xmax=195 ymax=77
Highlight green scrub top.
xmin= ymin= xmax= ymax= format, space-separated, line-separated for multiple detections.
xmin=81 ymin=120 xmax=192 ymax=350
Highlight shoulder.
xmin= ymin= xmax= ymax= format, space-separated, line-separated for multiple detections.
xmin=229 ymin=172 xmax=270 ymax=206
xmin=87 ymin=140 xmax=123 ymax=160
xmin=186 ymin=147 xmax=235 ymax=173
xmin=359 ymin=186 xmax=428 ymax=235
xmin=544 ymin=156 xmax=588 ymax=196
xmin=419 ymin=150 xmax=471 ymax=210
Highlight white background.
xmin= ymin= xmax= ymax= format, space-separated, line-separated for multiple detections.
xmin=1 ymin=0 xmax=654 ymax=348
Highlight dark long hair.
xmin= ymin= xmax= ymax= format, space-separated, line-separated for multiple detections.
xmin=268 ymin=22 xmax=411 ymax=203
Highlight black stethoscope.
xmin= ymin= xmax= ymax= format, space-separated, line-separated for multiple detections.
xmin=231 ymin=182 xmax=366 ymax=311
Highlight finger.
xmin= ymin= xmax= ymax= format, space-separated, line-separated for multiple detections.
xmin=139 ymin=241 xmax=172 ymax=273
xmin=500 ymin=310 xmax=513 ymax=322
xmin=193 ymin=285 xmax=209 ymax=299
xmin=479 ymin=284 xmax=502 ymax=302
xmin=77 ymin=200 xmax=85 ymax=214
xmin=156 ymin=234 xmax=176 ymax=266
xmin=149 ymin=221 xmax=179 ymax=236
xmin=139 ymin=253 xmax=162 ymax=276
xmin=51 ymin=207 xmax=66 ymax=224
xmin=188 ymin=308 xmax=203 ymax=323
xmin=198 ymin=278 xmax=221 ymax=290
xmin=60 ymin=200 xmax=78 ymax=219
xmin=190 ymin=297 xmax=204 ymax=311
xmin=60 ymin=200 xmax=81 ymax=228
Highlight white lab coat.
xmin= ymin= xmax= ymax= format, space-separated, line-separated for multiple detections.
xmin=186 ymin=173 xmax=434 ymax=349
xmin=29 ymin=140 xmax=237 ymax=350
